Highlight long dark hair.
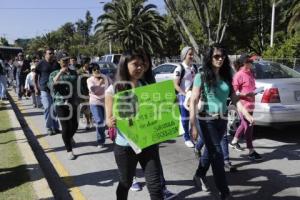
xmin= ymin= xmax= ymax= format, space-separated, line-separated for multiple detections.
xmin=115 ymin=49 xmax=145 ymax=92
xmin=202 ymin=43 xmax=232 ymax=90
xmin=138 ymin=47 xmax=156 ymax=84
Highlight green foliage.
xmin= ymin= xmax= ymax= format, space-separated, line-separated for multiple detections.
xmin=95 ymin=0 xmax=165 ymax=54
xmin=263 ymin=34 xmax=300 ymax=58
xmin=0 ymin=37 xmax=9 ymax=46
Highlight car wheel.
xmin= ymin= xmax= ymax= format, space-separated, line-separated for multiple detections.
xmin=227 ymin=104 xmax=240 ymax=135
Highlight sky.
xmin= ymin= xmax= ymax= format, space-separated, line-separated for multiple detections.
xmin=0 ymin=0 xmax=165 ymax=43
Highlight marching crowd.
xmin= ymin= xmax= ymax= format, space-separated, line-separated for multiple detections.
xmin=0 ymin=43 xmax=263 ymax=200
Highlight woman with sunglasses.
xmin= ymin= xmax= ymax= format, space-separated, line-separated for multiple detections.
xmin=87 ymin=65 xmax=111 ymax=148
xmin=189 ymin=44 xmax=254 ymax=200
xmin=48 ymin=52 xmax=78 ymax=160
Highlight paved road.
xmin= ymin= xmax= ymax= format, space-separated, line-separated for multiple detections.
xmin=9 ymin=91 xmax=300 ymax=200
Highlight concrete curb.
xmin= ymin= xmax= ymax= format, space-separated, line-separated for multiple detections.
xmin=5 ymin=97 xmax=54 ymax=200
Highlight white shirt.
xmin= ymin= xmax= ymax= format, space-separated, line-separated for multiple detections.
xmin=173 ymin=62 xmax=196 ymax=92
xmin=25 ymin=72 xmax=35 ymax=90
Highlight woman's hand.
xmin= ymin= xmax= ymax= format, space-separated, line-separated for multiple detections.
xmin=191 ymin=124 xmax=198 ymax=141
xmin=106 ymin=116 xmax=116 ymax=128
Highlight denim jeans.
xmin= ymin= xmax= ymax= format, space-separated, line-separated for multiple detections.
xmin=114 ymin=144 xmax=163 ymax=200
xmin=16 ymin=74 xmax=25 ymax=99
xmin=178 ymin=94 xmax=191 ymax=141
xmin=195 ymin=129 xmax=230 ymax=162
xmin=40 ymin=91 xmax=59 ymax=130
xmin=196 ymin=118 xmax=230 ymax=197
xmin=0 ymin=75 xmax=7 ymax=98
xmin=90 ymin=104 xmax=106 ymax=144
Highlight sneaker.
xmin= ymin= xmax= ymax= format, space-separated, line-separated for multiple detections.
xmin=229 ymin=142 xmax=243 ymax=151
xmin=97 ymin=144 xmax=105 ymax=149
xmin=67 ymin=151 xmax=76 ymax=160
xmin=85 ymin=124 xmax=91 ymax=130
xmin=163 ymin=188 xmax=177 ymax=200
xmin=224 ymin=162 xmax=237 ymax=172
xmin=130 ymin=180 xmax=142 ymax=192
xmin=193 ymin=175 xmax=209 ymax=192
xmin=248 ymin=151 xmax=262 ymax=161
xmin=47 ymin=128 xmax=55 ymax=136
xmin=185 ymin=140 xmax=194 ymax=148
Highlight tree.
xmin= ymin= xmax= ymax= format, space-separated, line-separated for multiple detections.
xmin=76 ymin=11 xmax=94 ymax=45
xmin=164 ymin=0 xmax=232 ymax=58
xmin=95 ymin=0 xmax=164 ymax=54
xmin=0 ymin=37 xmax=9 ymax=46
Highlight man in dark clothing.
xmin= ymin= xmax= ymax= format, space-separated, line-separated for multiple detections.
xmin=34 ymin=48 xmax=60 ymax=135
xmin=13 ymin=52 xmax=30 ymax=100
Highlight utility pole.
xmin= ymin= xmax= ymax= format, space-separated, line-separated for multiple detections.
xmin=270 ymin=1 xmax=275 ymax=47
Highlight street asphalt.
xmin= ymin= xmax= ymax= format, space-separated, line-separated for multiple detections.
xmin=8 ymin=90 xmax=300 ymax=200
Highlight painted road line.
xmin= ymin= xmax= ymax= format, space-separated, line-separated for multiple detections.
xmin=11 ymin=93 xmax=86 ymax=200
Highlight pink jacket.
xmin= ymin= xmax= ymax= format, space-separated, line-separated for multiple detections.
xmin=232 ymin=67 xmax=256 ymax=111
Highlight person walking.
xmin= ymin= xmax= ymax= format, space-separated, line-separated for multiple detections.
xmin=174 ymin=46 xmax=197 ymax=148
xmin=25 ymin=64 xmax=42 ymax=108
xmin=230 ymin=54 xmax=262 ymax=161
xmin=34 ymin=48 xmax=60 ymax=135
xmin=189 ymin=44 xmax=254 ymax=200
xmin=13 ymin=52 xmax=30 ymax=100
xmin=129 ymin=49 xmax=177 ymax=200
xmin=0 ymin=54 xmax=7 ymax=101
xmin=78 ymin=56 xmax=92 ymax=130
xmin=105 ymin=49 xmax=163 ymax=200
xmin=48 ymin=51 xmax=78 ymax=160
xmin=87 ymin=65 xmax=111 ymax=148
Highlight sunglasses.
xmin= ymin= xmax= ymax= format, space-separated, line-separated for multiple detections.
xmin=213 ymin=54 xmax=225 ymax=60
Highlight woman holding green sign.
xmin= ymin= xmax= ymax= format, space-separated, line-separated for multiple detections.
xmin=189 ymin=44 xmax=254 ymax=200
xmin=105 ymin=49 xmax=163 ymax=200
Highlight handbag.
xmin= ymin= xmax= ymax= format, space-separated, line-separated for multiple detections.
xmin=183 ymin=72 xmax=205 ymax=112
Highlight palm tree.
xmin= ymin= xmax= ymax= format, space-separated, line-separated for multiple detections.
xmin=95 ymin=0 xmax=164 ymax=53
xmin=287 ymin=1 xmax=300 ymax=34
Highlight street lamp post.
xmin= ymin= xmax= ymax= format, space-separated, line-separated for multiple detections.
xmin=270 ymin=2 xmax=275 ymax=47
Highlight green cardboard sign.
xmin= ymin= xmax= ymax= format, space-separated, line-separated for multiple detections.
xmin=113 ymin=80 xmax=180 ymax=150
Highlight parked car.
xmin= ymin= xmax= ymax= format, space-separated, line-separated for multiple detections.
xmin=227 ymin=60 xmax=300 ymax=133
xmin=89 ymin=61 xmax=117 ymax=80
xmin=152 ymin=62 xmax=201 ymax=82
xmin=100 ymin=54 xmax=121 ymax=65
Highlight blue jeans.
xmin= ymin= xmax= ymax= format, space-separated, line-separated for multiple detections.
xmin=16 ymin=74 xmax=25 ymax=98
xmin=196 ymin=118 xmax=230 ymax=196
xmin=178 ymin=95 xmax=190 ymax=141
xmin=90 ymin=104 xmax=106 ymax=144
xmin=195 ymin=129 xmax=230 ymax=162
xmin=40 ymin=91 xmax=59 ymax=130
xmin=0 ymin=75 xmax=7 ymax=98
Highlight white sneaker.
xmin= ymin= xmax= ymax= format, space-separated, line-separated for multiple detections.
xmin=67 ymin=151 xmax=76 ymax=160
xmin=185 ymin=140 xmax=194 ymax=148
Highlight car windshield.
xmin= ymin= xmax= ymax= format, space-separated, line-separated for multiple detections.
xmin=98 ymin=63 xmax=116 ymax=69
xmin=253 ymin=62 xmax=300 ymax=79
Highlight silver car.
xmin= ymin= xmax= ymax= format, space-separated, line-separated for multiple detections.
xmin=153 ymin=63 xmax=202 ymax=82
xmin=228 ymin=60 xmax=300 ymax=133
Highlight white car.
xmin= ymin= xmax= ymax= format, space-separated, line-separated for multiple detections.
xmin=152 ymin=63 xmax=180 ymax=82
xmin=153 ymin=63 xmax=201 ymax=82
xmin=228 ymin=60 xmax=300 ymax=133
